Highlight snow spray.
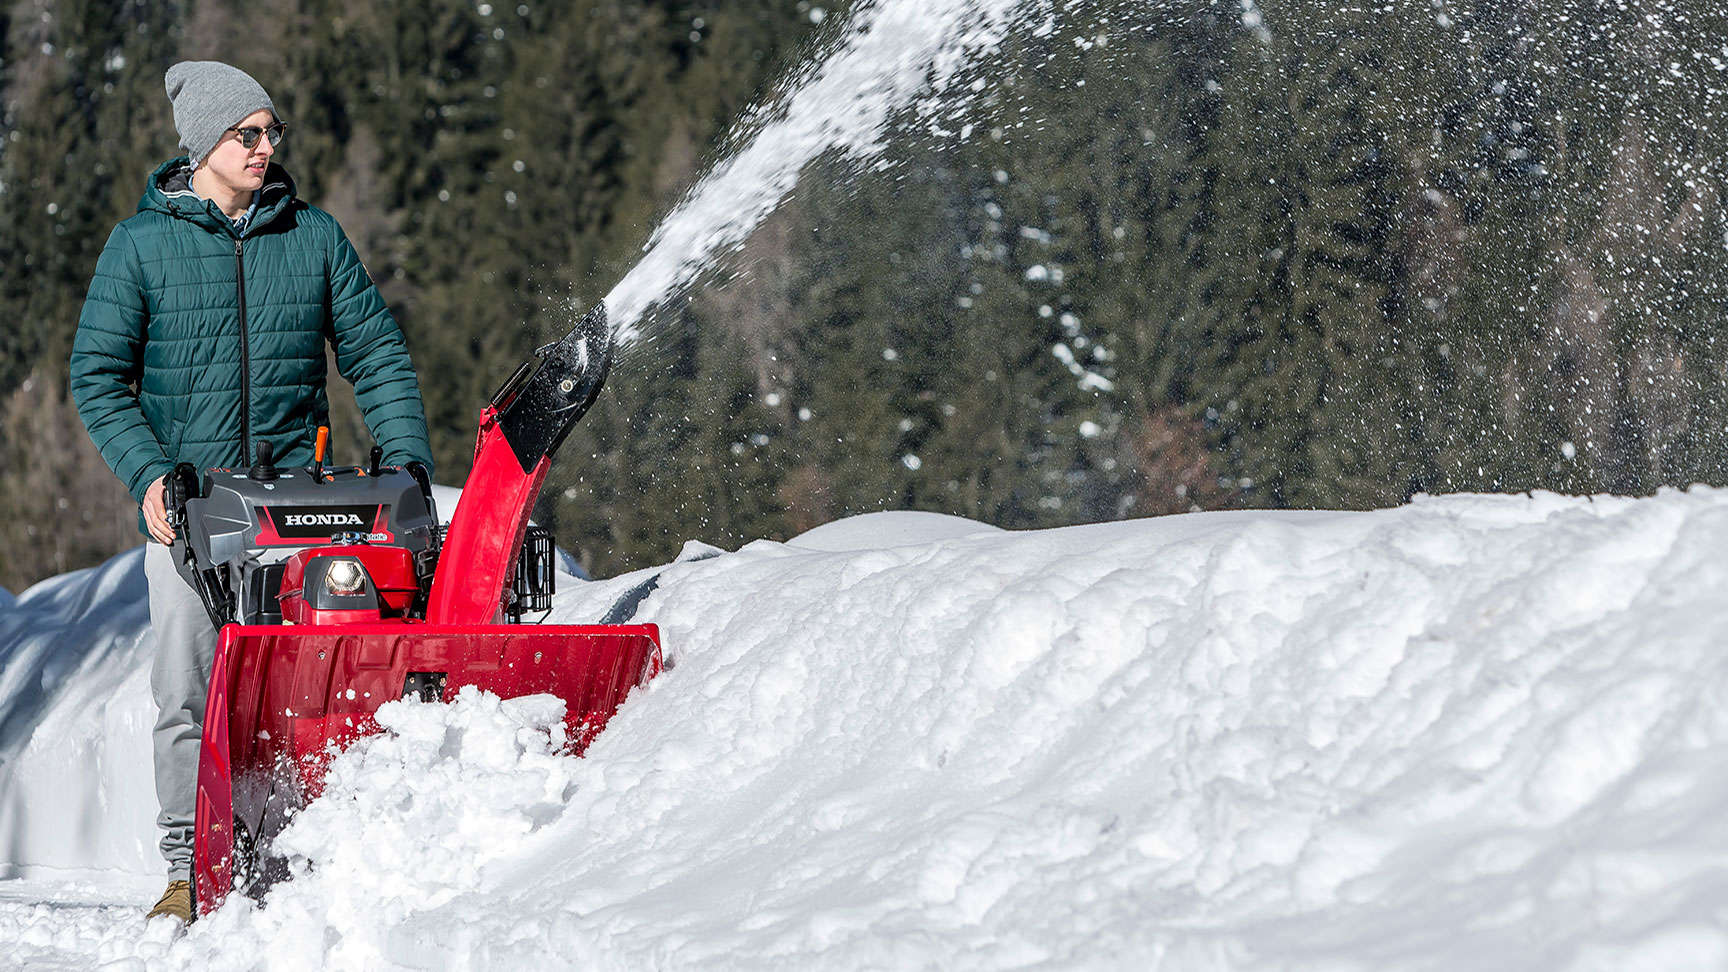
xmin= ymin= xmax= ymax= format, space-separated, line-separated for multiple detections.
xmin=602 ymin=0 xmax=1042 ymax=353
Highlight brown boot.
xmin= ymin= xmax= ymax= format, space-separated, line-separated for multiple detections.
xmin=146 ymin=880 xmax=193 ymax=923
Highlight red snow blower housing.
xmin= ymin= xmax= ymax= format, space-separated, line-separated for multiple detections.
xmin=166 ymin=305 xmax=661 ymax=915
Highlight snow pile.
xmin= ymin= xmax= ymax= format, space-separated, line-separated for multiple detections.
xmin=184 ymin=690 xmax=581 ymax=969
xmin=0 ymin=548 xmax=159 ymax=880
xmin=6 ymin=490 xmax=1728 ymax=969
xmin=276 ymin=690 xmax=576 ymax=893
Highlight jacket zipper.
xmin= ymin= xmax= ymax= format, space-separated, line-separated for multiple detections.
xmin=234 ymin=235 xmax=251 ymax=465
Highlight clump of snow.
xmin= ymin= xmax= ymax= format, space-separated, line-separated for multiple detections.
xmin=182 ymin=689 xmax=581 ymax=969
xmin=275 ymin=688 xmax=574 ymax=889
xmin=8 ymin=494 xmax=1728 ymax=968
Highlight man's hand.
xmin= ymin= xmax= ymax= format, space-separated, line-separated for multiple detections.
xmin=142 ymin=475 xmax=176 ymax=545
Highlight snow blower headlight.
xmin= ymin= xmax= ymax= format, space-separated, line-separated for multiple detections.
xmin=323 ymin=558 xmax=368 ymax=596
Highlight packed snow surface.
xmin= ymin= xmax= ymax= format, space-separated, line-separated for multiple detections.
xmin=6 ymin=490 xmax=1728 ymax=969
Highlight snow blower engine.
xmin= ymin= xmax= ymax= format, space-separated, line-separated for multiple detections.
xmin=166 ymin=304 xmax=662 ymax=915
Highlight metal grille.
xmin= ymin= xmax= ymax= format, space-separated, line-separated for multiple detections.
xmin=511 ymin=526 xmax=557 ymax=619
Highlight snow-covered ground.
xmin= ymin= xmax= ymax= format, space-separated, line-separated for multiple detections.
xmin=4 ymin=491 xmax=1728 ymax=969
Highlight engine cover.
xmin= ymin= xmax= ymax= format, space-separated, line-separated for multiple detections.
xmin=182 ymin=466 xmax=437 ymax=571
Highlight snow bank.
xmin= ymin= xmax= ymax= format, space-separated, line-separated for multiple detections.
xmin=6 ymin=490 xmax=1728 ymax=969
xmin=0 ymin=548 xmax=158 ymax=881
xmin=784 ymin=509 xmax=1002 ymax=551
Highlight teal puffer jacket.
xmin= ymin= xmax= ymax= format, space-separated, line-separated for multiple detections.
xmin=71 ymin=158 xmax=433 ymax=522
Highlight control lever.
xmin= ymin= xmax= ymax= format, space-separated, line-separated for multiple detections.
xmin=165 ymin=462 xmax=200 ymax=532
xmin=312 ymin=426 xmax=329 ymax=482
xmin=367 ymin=445 xmax=384 ymax=478
xmin=164 ymin=462 xmax=231 ymax=629
xmin=248 ymin=441 xmax=278 ymax=482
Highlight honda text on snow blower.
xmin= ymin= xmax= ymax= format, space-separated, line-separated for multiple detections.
xmin=164 ymin=305 xmax=662 ymax=915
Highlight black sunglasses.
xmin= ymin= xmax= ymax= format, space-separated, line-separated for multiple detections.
xmin=226 ymin=122 xmax=287 ymax=150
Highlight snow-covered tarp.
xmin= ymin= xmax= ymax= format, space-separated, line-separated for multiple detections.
xmin=4 ymin=491 xmax=1728 ymax=969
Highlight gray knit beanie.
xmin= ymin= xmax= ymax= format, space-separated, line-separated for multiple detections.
xmin=163 ymin=61 xmax=277 ymax=166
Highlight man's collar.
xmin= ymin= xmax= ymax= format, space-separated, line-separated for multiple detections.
xmin=233 ymin=192 xmax=260 ymax=231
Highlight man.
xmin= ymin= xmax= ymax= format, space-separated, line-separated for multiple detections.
xmin=69 ymin=61 xmax=434 ymax=923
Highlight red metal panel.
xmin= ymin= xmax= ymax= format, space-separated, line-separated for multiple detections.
xmin=424 ymin=412 xmax=549 ymax=625
xmin=193 ymin=622 xmax=661 ymax=914
xmin=192 ymin=626 xmax=241 ymax=913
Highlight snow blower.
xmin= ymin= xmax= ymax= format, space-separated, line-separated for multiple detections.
xmin=167 ymin=304 xmax=662 ymax=915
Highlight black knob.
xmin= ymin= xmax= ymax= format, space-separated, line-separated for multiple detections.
xmin=249 ymin=441 xmax=278 ymax=482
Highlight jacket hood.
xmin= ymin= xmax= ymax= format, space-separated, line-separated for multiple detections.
xmin=137 ymin=156 xmax=298 ymax=235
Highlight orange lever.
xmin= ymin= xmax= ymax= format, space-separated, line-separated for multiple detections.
xmin=314 ymin=426 xmax=329 ymax=463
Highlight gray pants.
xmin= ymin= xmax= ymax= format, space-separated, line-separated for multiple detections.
xmin=143 ymin=542 xmax=218 ymax=879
